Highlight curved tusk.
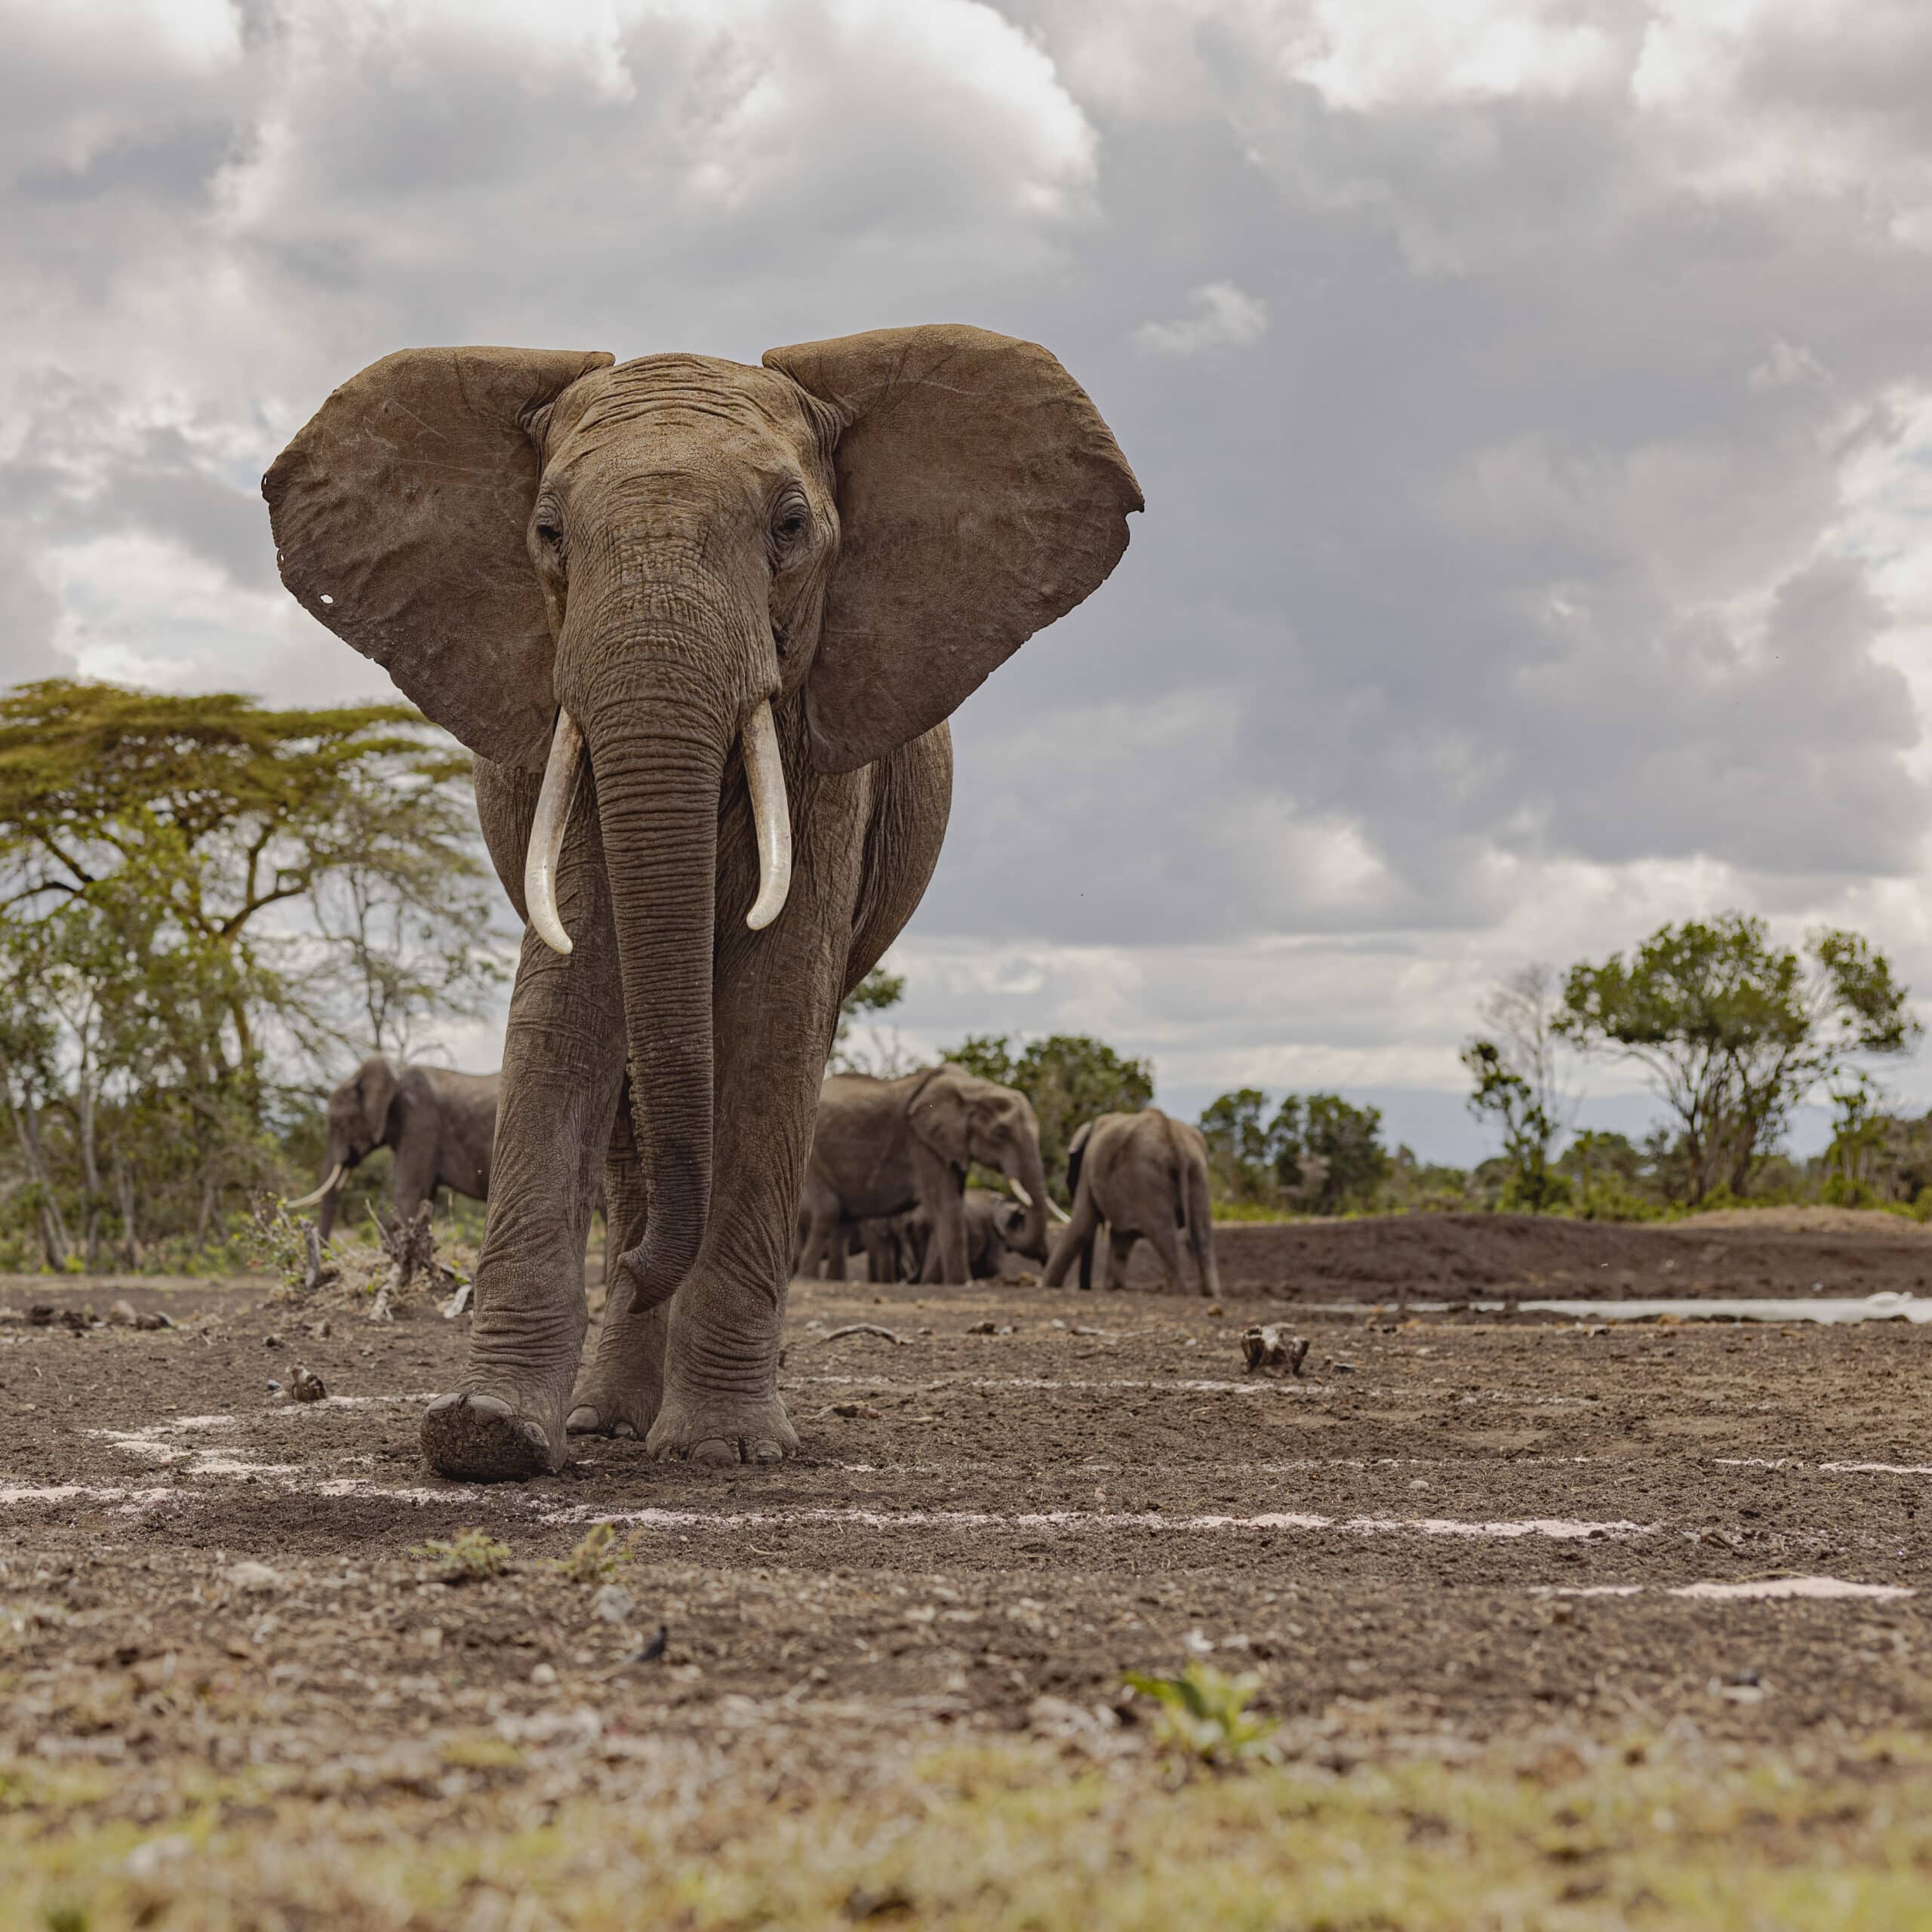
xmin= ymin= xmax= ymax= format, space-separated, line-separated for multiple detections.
xmin=525 ymin=707 xmax=585 ymax=955
xmin=1008 ymin=1180 xmax=1035 ymax=1208
xmin=285 ymin=1163 xmax=344 ymax=1211
xmin=1047 ymin=1198 xmax=1072 ymax=1225
xmin=743 ymin=698 xmax=792 ymax=931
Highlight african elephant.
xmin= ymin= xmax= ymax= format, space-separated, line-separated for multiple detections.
xmin=288 ymin=1056 xmax=497 ymax=1242
xmin=797 ymin=1065 xmax=1058 ymax=1284
xmin=264 ymin=326 xmax=1138 ymax=1478
xmin=826 ymin=1190 xmax=1020 ymax=1283
xmin=1044 ymin=1109 xmax=1220 ymax=1297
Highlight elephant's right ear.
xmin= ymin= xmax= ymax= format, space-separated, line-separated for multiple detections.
xmin=263 ymin=346 xmax=614 ymax=770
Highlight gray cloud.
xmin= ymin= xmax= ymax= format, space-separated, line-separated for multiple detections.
xmin=6 ymin=0 xmax=1932 ymax=1131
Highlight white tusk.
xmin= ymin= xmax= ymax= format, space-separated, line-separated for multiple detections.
xmin=525 ymin=707 xmax=585 ymax=955
xmin=286 ymin=1163 xmax=344 ymax=1211
xmin=743 ymin=699 xmax=792 ymax=931
xmin=1048 ymin=1198 xmax=1072 ymax=1225
xmin=1008 ymin=1180 xmax=1035 ymax=1208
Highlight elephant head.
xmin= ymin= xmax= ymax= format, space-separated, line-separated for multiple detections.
xmin=291 ymin=1055 xmax=399 ymax=1239
xmin=265 ymin=329 xmax=1139 ymax=1304
xmin=911 ymin=1067 xmax=1054 ymax=1262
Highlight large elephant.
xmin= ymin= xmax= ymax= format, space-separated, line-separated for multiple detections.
xmin=288 ymin=1056 xmax=497 ymax=1242
xmin=1044 ymin=1109 xmax=1220 ymax=1297
xmin=264 ymin=326 xmax=1139 ymax=1478
xmin=796 ymin=1066 xmax=1057 ymax=1284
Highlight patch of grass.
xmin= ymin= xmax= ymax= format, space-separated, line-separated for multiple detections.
xmin=408 ymin=1529 xmax=512 ymax=1581
xmin=1122 ymin=1662 xmax=1277 ymax=1768
xmin=546 ymin=1522 xmax=631 ymax=1586
xmin=9 ymin=1736 xmax=1932 ymax=1929
xmin=438 ymin=1734 xmax=523 ymax=1774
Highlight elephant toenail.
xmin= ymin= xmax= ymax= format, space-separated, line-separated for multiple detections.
xmin=426 ymin=1392 xmax=460 ymax=1413
xmin=691 ymin=1438 xmax=737 ymax=1466
xmin=748 ymin=1438 xmax=784 ymax=1464
xmin=468 ymin=1394 xmax=513 ymax=1420
xmin=612 ymin=1420 xmax=636 ymax=1439
xmin=566 ymin=1407 xmax=599 ymax=1435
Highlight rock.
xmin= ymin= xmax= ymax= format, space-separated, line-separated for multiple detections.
xmin=109 ymin=1300 xmax=140 ymax=1327
xmin=591 ymin=1583 xmax=635 ymax=1625
xmin=0 ymin=1307 xmax=22 ymax=1324
xmin=530 ymin=1662 xmax=558 ymax=1687
xmin=224 ymin=1560 xmax=284 ymax=1595
xmin=124 ymin=1835 xmax=193 ymax=1880
xmin=1241 ymin=1325 xmax=1309 ymax=1375
xmin=291 ymin=1364 xmax=327 ymax=1403
xmin=263 ymin=1334 xmax=281 ymax=1349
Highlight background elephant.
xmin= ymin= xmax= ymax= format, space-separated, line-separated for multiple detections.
xmin=290 ymin=1057 xmax=497 ymax=1243
xmin=265 ymin=325 xmax=1138 ymax=1478
xmin=830 ymin=1190 xmax=1020 ymax=1283
xmin=1044 ymin=1109 xmax=1220 ymax=1297
xmin=798 ymin=1065 xmax=1056 ymax=1285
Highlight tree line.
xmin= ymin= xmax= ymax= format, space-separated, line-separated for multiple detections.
xmin=5 ymin=678 xmax=1924 ymax=1270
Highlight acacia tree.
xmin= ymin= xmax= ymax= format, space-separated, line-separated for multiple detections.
xmin=1558 ymin=913 xmax=1919 ymax=1202
xmin=0 ymin=679 xmax=504 ymax=1259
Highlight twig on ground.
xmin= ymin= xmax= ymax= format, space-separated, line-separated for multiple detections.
xmin=816 ymin=1323 xmax=904 ymax=1346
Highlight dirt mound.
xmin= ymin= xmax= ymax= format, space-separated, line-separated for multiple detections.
xmin=1113 ymin=1211 xmax=1932 ymax=1300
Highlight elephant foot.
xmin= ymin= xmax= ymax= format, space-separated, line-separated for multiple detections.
xmin=645 ymin=1387 xmax=798 ymax=1467
xmin=420 ymin=1392 xmax=562 ymax=1482
xmin=565 ymin=1373 xmax=659 ymax=1441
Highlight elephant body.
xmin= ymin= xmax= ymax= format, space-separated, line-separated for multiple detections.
xmin=304 ymin=1057 xmax=498 ymax=1242
xmin=264 ymin=325 xmax=1138 ymax=1479
xmin=1044 ymin=1110 xmax=1220 ymax=1297
xmin=796 ymin=1065 xmax=1051 ymax=1285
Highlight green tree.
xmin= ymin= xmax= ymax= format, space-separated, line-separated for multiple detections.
xmin=0 ymin=679 xmax=503 ymax=1263
xmin=1460 ymin=1040 xmax=1567 ymax=1213
xmin=1198 ymin=1088 xmax=1275 ymax=1203
xmin=942 ymin=1033 xmax=1154 ymax=1202
xmin=1558 ymin=914 xmax=1920 ymax=1203
xmin=1276 ymin=1093 xmax=1392 ymax=1214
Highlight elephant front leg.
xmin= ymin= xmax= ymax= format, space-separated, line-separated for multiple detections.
xmin=423 ymin=826 xmax=626 ymax=1481
xmin=566 ymin=1079 xmax=669 ymax=1441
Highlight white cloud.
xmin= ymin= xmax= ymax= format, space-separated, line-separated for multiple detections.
xmin=1134 ymin=280 xmax=1268 ymax=355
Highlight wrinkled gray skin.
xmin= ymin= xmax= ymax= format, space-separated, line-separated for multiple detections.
xmin=263 ymin=326 xmax=1138 ymax=1480
xmin=309 ymin=1057 xmax=497 ymax=1243
xmin=796 ymin=1066 xmax=1051 ymax=1284
xmin=1044 ymin=1110 xmax=1220 ymax=1297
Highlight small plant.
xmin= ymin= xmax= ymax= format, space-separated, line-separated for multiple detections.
xmin=549 ymin=1521 xmax=632 ymax=1585
xmin=411 ymin=1527 xmax=512 ymax=1580
xmin=1123 ymin=1662 xmax=1277 ymax=1769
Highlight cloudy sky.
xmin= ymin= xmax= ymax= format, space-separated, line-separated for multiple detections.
xmin=7 ymin=0 xmax=1932 ymax=1161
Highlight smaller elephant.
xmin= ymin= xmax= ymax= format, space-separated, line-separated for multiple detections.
xmin=288 ymin=1057 xmax=499 ymax=1242
xmin=864 ymin=1189 xmax=1023 ymax=1282
xmin=1044 ymin=1109 xmax=1220 ymax=1297
xmin=797 ymin=1065 xmax=1058 ymax=1284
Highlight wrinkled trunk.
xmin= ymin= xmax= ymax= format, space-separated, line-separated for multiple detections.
xmin=1000 ymin=1141 xmax=1051 ymax=1262
xmin=579 ymin=674 xmax=726 ymax=1313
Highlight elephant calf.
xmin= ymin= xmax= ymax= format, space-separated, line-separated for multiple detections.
xmin=797 ymin=1064 xmax=1055 ymax=1285
xmin=289 ymin=1056 xmax=497 ymax=1241
xmin=1044 ymin=1110 xmax=1220 ymax=1297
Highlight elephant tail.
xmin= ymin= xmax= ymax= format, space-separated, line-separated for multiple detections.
xmin=1065 ymin=1118 xmax=1094 ymax=1206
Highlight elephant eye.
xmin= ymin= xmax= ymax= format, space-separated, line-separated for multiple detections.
xmin=769 ymin=492 xmax=811 ymax=558
xmin=533 ymin=508 xmax=565 ymax=552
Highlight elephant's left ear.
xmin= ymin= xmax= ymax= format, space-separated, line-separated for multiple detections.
xmin=762 ymin=325 xmax=1142 ymax=774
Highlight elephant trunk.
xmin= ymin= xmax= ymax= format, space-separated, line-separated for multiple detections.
xmin=1002 ymin=1141 xmax=1052 ymax=1262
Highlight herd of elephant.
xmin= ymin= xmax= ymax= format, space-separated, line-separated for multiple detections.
xmin=297 ymin=1054 xmax=1220 ymax=1298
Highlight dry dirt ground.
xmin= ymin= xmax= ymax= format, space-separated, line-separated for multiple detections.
xmin=5 ymin=1226 xmax=1932 ymax=1927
